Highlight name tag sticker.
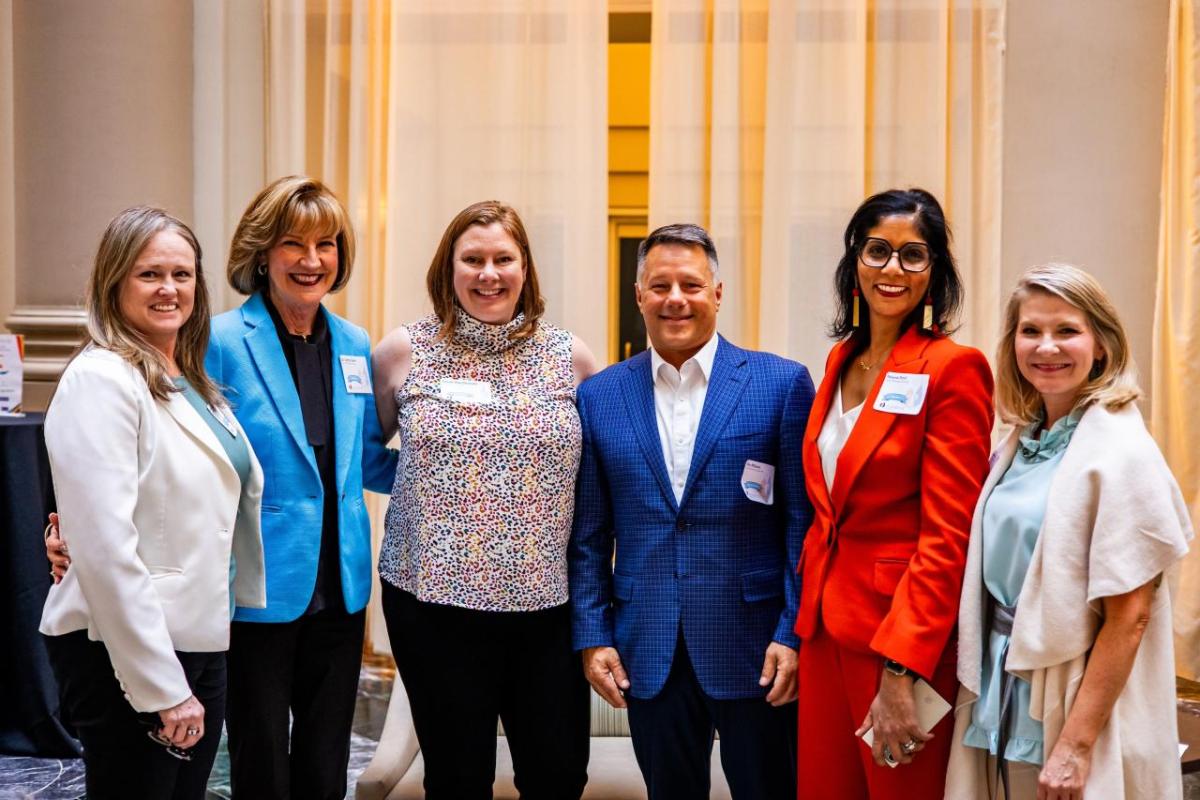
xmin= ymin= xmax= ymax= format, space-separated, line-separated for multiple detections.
xmin=438 ymin=378 xmax=493 ymax=405
xmin=873 ymin=372 xmax=929 ymax=416
xmin=740 ymin=459 xmax=775 ymax=505
xmin=208 ymin=403 xmax=239 ymax=437
xmin=339 ymin=355 xmax=373 ymax=394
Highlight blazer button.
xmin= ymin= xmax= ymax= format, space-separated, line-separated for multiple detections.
xmin=675 ymin=520 xmax=686 ymax=532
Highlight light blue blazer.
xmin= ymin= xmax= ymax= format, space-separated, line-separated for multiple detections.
xmin=206 ymin=291 xmax=398 ymax=622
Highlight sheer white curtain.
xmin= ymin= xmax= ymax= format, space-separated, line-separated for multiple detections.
xmin=650 ymin=0 xmax=1006 ymax=377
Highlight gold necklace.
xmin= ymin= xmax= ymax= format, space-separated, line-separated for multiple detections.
xmin=856 ymin=354 xmax=883 ymax=371
xmin=856 ymin=346 xmax=890 ymax=372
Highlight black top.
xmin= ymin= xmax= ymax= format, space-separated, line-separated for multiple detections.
xmin=262 ymin=292 xmax=342 ymax=615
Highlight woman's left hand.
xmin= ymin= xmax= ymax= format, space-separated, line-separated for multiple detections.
xmin=854 ymin=671 xmax=932 ymax=766
xmin=1038 ymin=739 xmax=1090 ymax=799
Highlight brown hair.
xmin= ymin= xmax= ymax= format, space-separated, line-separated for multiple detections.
xmin=995 ymin=263 xmax=1140 ymax=425
xmin=426 ymin=200 xmax=545 ymax=341
xmin=84 ymin=206 xmax=220 ymax=405
xmin=226 ymin=175 xmax=355 ymax=295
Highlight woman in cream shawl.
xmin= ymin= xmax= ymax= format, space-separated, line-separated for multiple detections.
xmin=945 ymin=264 xmax=1192 ymax=800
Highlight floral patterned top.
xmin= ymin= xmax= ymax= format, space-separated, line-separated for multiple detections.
xmin=378 ymin=310 xmax=582 ymax=612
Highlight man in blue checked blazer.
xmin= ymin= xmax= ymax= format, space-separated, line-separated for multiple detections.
xmin=569 ymin=224 xmax=814 ymax=800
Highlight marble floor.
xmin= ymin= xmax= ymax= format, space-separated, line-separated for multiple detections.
xmin=0 ymin=663 xmax=394 ymax=800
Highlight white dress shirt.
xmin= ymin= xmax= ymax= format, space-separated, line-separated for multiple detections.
xmin=650 ymin=334 xmax=720 ymax=503
xmin=817 ymin=380 xmax=864 ymax=494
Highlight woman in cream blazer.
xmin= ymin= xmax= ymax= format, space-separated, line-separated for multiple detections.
xmin=946 ymin=264 xmax=1191 ymax=800
xmin=40 ymin=207 xmax=265 ymax=800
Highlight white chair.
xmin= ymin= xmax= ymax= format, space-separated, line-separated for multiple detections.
xmin=356 ymin=682 xmax=732 ymax=799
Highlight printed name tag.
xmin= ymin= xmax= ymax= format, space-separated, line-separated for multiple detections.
xmin=208 ymin=403 xmax=239 ymax=438
xmin=740 ymin=459 xmax=775 ymax=505
xmin=438 ymin=378 xmax=493 ymax=405
xmin=873 ymin=372 xmax=929 ymax=416
xmin=339 ymin=355 xmax=373 ymax=394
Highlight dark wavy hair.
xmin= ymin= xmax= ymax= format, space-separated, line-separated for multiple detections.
xmin=828 ymin=188 xmax=963 ymax=340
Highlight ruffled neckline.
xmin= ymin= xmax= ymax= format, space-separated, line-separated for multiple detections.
xmin=1017 ymin=407 xmax=1082 ymax=463
xmin=452 ymin=307 xmax=526 ymax=355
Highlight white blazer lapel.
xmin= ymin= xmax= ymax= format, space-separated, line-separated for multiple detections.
xmin=160 ymin=392 xmax=238 ymax=481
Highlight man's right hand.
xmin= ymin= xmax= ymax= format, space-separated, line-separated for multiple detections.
xmin=582 ymin=646 xmax=630 ymax=709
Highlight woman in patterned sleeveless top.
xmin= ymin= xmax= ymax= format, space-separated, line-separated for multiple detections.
xmin=372 ymin=201 xmax=598 ymax=799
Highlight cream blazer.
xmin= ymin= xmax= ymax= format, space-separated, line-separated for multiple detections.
xmin=946 ymin=402 xmax=1192 ymax=799
xmin=40 ymin=347 xmax=266 ymax=713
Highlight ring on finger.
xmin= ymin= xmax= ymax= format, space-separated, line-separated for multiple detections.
xmin=882 ymin=745 xmax=898 ymax=766
xmin=186 ymin=727 xmax=200 ymax=736
xmin=900 ymin=739 xmax=918 ymax=754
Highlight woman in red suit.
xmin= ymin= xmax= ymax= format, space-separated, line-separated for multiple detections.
xmin=794 ymin=189 xmax=994 ymax=798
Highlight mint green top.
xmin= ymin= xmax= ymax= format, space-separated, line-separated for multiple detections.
xmin=962 ymin=409 xmax=1082 ymax=765
xmin=174 ymin=377 xmax=249 ymax=614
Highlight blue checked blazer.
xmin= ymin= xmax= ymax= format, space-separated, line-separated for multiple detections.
xmin=569 ymin=336 xmax=815 ymax=700
xmin=207 ymin=292 xmax=398 ymax=622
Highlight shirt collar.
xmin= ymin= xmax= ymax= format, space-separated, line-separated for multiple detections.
xmin=650 ymin=333 xmax=719 ymax=382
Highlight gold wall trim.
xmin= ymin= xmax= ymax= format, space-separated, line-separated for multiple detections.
xmin=6 ymin=304 xmax=87 ymax=382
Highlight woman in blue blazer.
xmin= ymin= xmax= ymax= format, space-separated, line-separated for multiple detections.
xmin=207 ymin=176 xmax=396 ymax=799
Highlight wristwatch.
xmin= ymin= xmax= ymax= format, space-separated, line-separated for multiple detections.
xmin=883 ymin=658 xmax=913 ymax=678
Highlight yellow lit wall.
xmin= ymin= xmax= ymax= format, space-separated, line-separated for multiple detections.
xmin=608 ymin=41 xmax=649 ymax=215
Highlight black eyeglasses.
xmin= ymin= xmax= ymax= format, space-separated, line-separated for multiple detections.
xmin=858 ymin=237 xmax=932 ymax=273
xmin=138 ymin=716 xmax=194 ymax=761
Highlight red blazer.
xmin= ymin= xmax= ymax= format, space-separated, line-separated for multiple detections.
xmin=793 ymin=327 xmax=993 ymax=679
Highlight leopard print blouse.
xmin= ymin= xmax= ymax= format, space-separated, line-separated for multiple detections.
xmin=378 ymin=310 xmax=582 ymax=612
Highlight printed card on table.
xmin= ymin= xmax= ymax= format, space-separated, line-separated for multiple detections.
xmin=0 ymin=334 xmax=24 ymax=415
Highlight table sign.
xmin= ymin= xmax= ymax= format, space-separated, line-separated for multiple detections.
xmin=0 ymin=334 xmax=25 ymax=415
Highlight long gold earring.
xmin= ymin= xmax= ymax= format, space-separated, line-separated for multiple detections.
xmin=852 ymin=288 xmax=861 ymax=328
xmin=922 ymin=294 xmax=934 ymax=330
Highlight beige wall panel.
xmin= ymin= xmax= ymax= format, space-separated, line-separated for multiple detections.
xmin=12 ymin=0 xmax=194 ymax=308
xmin=1002 ymin=0 xmax=1168 ymax=398
xmin=0 ymin=0 xmax=13 ymax=332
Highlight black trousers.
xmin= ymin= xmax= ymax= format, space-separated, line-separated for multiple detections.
xmin=625 ymin=635 xmax=797 ymax=800
xmin=43 ymin=630 xmax=226 ymax=800
xmin=225 ymin=607 xmax=365 ymax=800
xmin=381 ymin=582 xmax=590 ymax=800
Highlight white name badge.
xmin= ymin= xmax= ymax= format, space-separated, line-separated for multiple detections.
xmin=740 ymin=459 xmax=775 ymax=505
xmin=208 ymin=403 xmax=239 ymax=438
xmin=438 ymin=378 xmax=493 ymax=405
xmin=339 ymin=355 xmax=373 ymax=394
xmin=873 ymin=372 xmax=930 ymax=416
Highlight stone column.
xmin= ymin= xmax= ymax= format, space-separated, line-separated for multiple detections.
xmin=4 ymin=0 xmax=194 ymax=410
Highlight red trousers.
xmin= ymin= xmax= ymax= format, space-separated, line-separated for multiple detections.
xmin=797 ymin=626 xmax=958 ymax=799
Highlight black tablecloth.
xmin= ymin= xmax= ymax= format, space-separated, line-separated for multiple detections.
xmin=0 ymin=413 xmax=79 ymax=757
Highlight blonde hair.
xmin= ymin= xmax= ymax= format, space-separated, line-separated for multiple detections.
xmin=226 ymin=175 xmax=355 ymax=295
xmin=995 ymin=263 xmax=1140 ymax=425
xmin=84 ymin=206 xmax=220 ymax=405
xmin=426 ymin=200 xmax=545 ymax=341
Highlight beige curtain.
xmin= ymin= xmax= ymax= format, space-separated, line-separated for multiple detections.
xmin=651 ymin=0 xmax=1006 ymax=377
xmin=262 ymin=0 xmax=608 ymax=352
xmin=648 ymin=0 xmax=768 ymax=346
xmin=259 ymin=0 xmax=608 ymax=655
xmin=1155 ymin=0 xmax=1200 ymax=680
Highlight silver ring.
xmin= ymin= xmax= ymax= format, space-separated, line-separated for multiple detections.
xmin=186 ymin=727 xmax=200 ymax=736
xmin=882 ymin=744 xmax=897 ymax=766
xmin=900 ymin=739 xmax=917 ymax=754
